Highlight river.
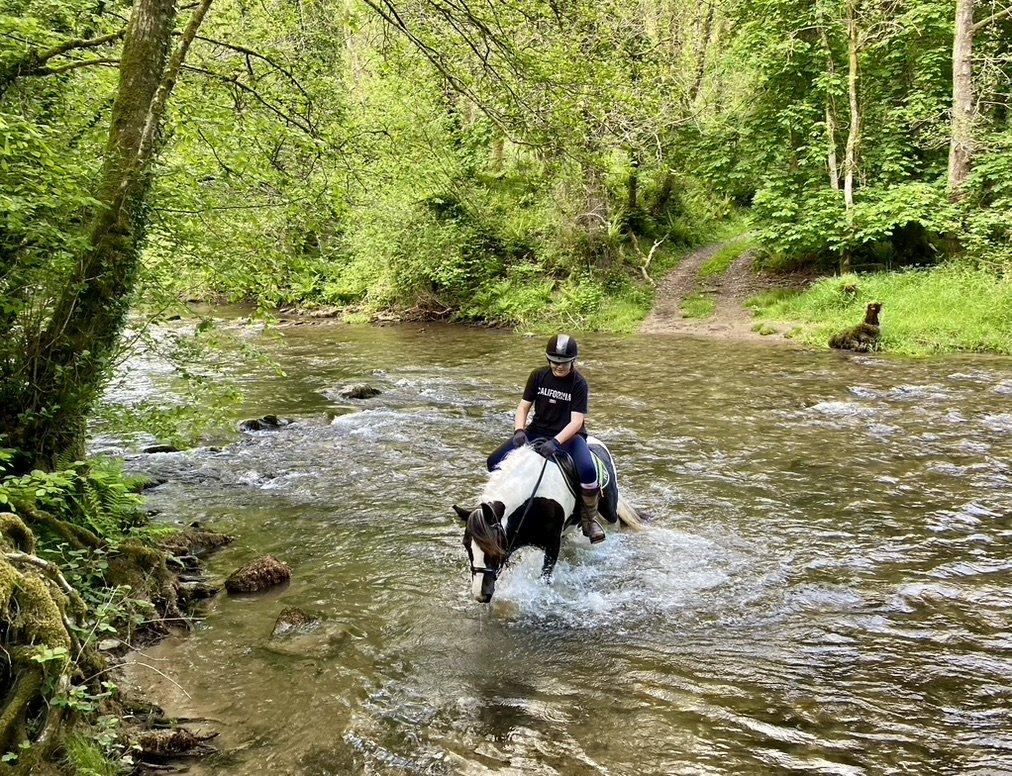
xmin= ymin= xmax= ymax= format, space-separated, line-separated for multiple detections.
xmin=104 ymin=322 xmax=1012 ymax=775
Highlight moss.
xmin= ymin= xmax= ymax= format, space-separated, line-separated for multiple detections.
xmin=12 ymin=574 xmax=71 ymax=651
xmin=0 ymin=558 xmax=19 ymax=616
xmin=106 ymin=541 xmax=182 ymax=626
xmin=0 ymin=515 xmax=35 ymax=555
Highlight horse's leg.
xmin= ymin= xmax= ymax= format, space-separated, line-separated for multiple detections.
xmin=540 ymin=534 xmax=561 ymax=582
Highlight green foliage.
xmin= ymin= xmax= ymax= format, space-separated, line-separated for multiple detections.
xmin=749 ymin=265 xmax=1012 ymax=355
xmin=1 ymin=459 xmax=143 ymax=542
xmin=961 ymin=132 xmax=1012 ymax=271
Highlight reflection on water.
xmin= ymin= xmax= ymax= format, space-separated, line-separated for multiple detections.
xmin=107 ymin=324 xmax=1012 ymax=774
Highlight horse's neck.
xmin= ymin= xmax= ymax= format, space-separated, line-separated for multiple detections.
xmin=503 ymin=498 xmax=559 ymax=551
xmin=492 ymin=489 xmax=529 ymax=524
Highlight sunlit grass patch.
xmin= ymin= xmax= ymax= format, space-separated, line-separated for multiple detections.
xmin=681 ymin=293 xmax=716 ymax=319
xmin=748 ymin=264 xmax=1012 ymax=356
xmin=699 ymin=237 xmax=756 ymax=279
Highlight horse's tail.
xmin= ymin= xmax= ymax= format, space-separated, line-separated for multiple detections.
xmin=616 ymin=496 xmax=646 ymax=531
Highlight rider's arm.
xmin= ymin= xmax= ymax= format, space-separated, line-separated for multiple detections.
xmin=554 ymin=412 xmax=584 ymax=445
xmin=515 ymin=400 xmax=533 ymax=431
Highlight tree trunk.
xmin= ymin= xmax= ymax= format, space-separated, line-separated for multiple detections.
xmin=948 ymin=0 xmax=975 ymax=192
xmin=689 ymin=3 xmax=715 ymax=101
xmin=843 ymin=1 xmax=860 ymax=214
xmin=820 ymin=24 xmax=840 ymax=190
xmin=842 ymin=0 xmax=860 ymax=273
xmin=490 ymin=135 xmax=504 ymax=172
xmin=626 ymin=150 xmax=640 ymax=214
xmin=4 ymin=0 xmax=184 ymax=467
xmin=826 ymin=104 xmax=840 ymax=190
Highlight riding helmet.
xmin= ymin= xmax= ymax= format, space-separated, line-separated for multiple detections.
xmin=545 ymin=333 xmax=578 ymax=363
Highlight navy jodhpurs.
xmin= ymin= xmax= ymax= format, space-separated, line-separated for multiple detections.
xmin=486 ymin=432 xmax=598 ymax=490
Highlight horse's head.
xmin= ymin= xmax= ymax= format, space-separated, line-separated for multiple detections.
xmin=453 ymin=501 xmax=507 ymax=602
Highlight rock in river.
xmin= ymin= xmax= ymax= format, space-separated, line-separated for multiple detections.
xmin=142 ymin=443 xmax=179 ymax=454
xmin=224 ymin=555 xmax=291 ymax=594
xmin=271 ymin=606 xmax=322 ymax=639
xmin=339 ymin=383 xmax=381 ymax=399
xmin=237 ymin=414 xmax=293 ymax=432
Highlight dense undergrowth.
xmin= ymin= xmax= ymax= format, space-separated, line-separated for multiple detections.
xmin=0 ymin=451 xmax=223 ymax=774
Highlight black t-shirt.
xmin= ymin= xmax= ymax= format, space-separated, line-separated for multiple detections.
xmin=523 ymin=366 xmax=589 ymax=437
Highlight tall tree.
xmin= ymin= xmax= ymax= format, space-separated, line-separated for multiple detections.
xmin=0 ymin=0 xmax=212 ymax=467
xmin=948 ymin=0 xmax=1012 ymax=191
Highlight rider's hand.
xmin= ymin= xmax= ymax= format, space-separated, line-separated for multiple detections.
xmin=537 ymin=438 xmax=561 ymax=459
xmin=512 ymin=429 xmax=528 ymax=448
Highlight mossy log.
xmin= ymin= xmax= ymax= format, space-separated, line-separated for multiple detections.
xmin=0 ymin=511 xmax=232 ymax=769
xmin=829 ymin=302 xmax=883 ymax=352
xmin=134 ymin=727 xmax=217 ymax=758
xmin=0 ymin=516 xmax=77 ymax=768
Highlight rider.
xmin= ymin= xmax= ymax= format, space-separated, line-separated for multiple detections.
xmin=486 ymin=334 xmax=606 ymax=544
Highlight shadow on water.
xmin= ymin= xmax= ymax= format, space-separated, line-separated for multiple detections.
xmin=105 ymin=323 xmax=1012 ymax=774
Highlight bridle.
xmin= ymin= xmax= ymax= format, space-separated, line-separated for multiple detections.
xmin=466 ymin=521 xmax=506 ymax=580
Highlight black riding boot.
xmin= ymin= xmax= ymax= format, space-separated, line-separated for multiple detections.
xmin=580 ymin=489 xmax=606 ymax=544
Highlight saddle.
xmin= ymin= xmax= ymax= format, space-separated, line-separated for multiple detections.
xmin=537 ymin=439 xmax=618 ymax=524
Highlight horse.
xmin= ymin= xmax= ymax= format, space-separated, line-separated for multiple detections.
xmin=453 ymin=437 xmax=644 ymax=602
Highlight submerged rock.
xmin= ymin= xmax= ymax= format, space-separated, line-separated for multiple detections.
xmin=159 ymin=529 xmax=234 ymax=558
xmin=271 ymin=606 xmax=322 ymax=639
xmin=142 ymin=443 xmax=179 ymax=454
xmin=339 ymin=383 xmax=381 ymax=399
xmin=237 ymin=414 xmax=293 ymax=432
xmin=224 ymin=555 xmax=291 ymax=594
xmin=178 ymin=580 xmax=222 ymax=606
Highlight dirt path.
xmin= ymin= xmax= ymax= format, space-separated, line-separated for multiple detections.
xmin=640 ymin=240 xmax=811 ymax=344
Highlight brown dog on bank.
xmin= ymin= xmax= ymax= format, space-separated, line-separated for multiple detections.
xmin=829 ymin=302 xmax=883 ymax=352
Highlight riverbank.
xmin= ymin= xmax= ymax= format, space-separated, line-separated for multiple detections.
xmin=0 ymin=459 xmax=230 ymax=774
xmin=640 ymin=241 xmax=1012 ymax=357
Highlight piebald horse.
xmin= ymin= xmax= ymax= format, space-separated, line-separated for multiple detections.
xmin=453 ymin=438 xmax=644 ymax=602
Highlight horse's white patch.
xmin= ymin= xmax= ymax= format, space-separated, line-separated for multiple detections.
xmin=482 ymin=446 xmax=577 ymax=519
xmin=470 ymin=540 xmax=485 ymax=600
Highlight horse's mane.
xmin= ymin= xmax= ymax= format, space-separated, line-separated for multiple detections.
xmin=482 ymin=447 xmax=546 ymax=513
xmin=467 ymin=508 xmax=504 ymax=564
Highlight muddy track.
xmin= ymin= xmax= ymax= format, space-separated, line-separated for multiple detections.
xmin=640 ymin=241 xmax=812 ymax=345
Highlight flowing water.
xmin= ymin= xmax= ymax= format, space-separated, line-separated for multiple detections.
xmin=104 ymin=323 xmax=1012 ymax=775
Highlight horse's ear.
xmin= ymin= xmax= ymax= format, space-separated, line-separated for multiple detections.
xmin=488 ymin=501 xmax=506 ymax=521
xmin=452 ymin=504 xmax=472 ymax=521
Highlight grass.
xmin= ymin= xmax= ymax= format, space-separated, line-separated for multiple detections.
xmin=748 ymin=264 xmax=1012 ymax=356
xmin=698 ymin=236 xmax=756 ymax=279
xmin=681 ymin=293 xmax=716 ymax=319
xmin=63 ymin=732 xmax=120 ymax=775
xmin=752 ymin=321 xmax=779 ymax=336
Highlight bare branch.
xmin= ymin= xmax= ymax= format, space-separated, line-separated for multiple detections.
xmin=193 ymin=34 xmax=311 ymax=101
xmin=29 ymin=58 xmax=120 ymax=76
xmin=181 ymin=64 xmax=317 ymax=136
xmin=0 ymin=28 xmax=124 ymax=88
xmin=36 ymin=29 xmax=126 ymax=62
xmin=972 ymin=4 xmax=1012 ymax=34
